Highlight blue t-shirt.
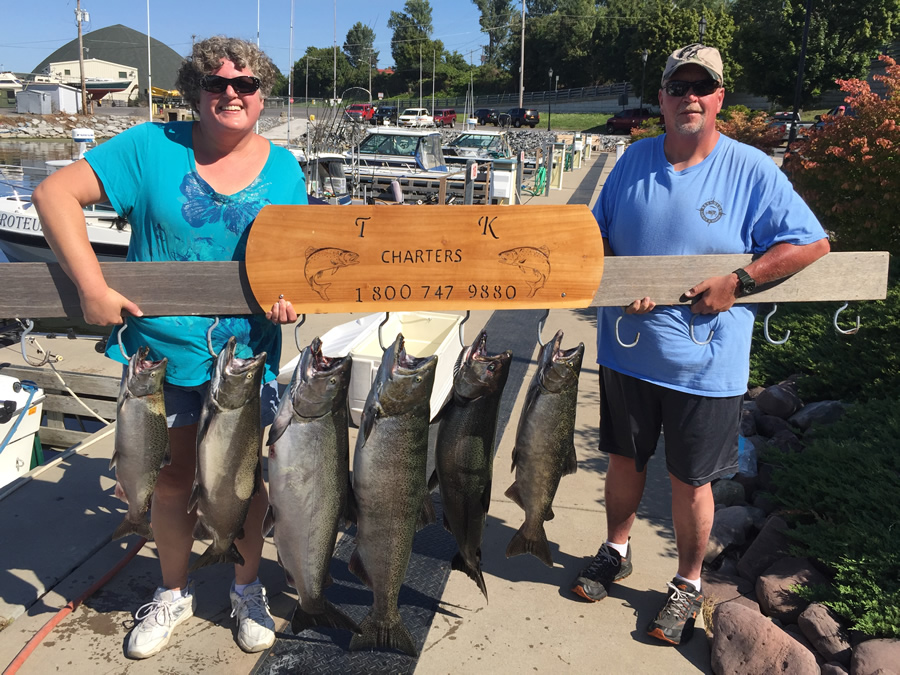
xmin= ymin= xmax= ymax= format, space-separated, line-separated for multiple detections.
xmin=594 ymin=133 xmax=826 ymax=396
xmin=86 ymin=121 xmax=308 ymax=386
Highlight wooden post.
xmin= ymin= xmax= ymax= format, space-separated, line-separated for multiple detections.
xmin=464 ymin=159 xmax=476 ymax=205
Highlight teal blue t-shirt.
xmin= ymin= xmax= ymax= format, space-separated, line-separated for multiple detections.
xmin=86 ymin=121 xmax=308 ymax=386
xmin=593 ymin=133 xmax=827 ymax=396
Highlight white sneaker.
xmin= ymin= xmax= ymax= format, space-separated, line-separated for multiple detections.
xmin=229 ymin=581 xmax=276 ymax=652
xmin=126 ymin=583 xmax=196 ymax=659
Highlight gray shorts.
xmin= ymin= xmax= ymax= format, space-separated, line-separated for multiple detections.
xmin=598 ymin=367 xmax=740 ymax=486
xmin=120 ymin=367 xmax=281 ymax=429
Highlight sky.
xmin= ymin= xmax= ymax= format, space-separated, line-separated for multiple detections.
xmin=0 ymin=0 xmax=489 ymax=76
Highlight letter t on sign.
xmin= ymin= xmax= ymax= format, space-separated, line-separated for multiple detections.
xmin=356 ymin=217 xmax=371 ymax=238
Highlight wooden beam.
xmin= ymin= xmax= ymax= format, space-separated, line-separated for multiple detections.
xmin=0 ymin=251 xmax=888 ymax=319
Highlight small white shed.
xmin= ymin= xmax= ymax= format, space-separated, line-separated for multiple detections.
xmin=16 ymin=83 xmax=79 ymax=114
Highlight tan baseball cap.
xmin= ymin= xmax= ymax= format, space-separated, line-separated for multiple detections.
xmin=661 ymin=43 xmax=724 ymax=85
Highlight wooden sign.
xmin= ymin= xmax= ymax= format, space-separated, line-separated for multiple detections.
xmin=244 ymin=204 xmax=605 ymax=313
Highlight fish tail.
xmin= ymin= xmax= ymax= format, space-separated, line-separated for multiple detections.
xmin=291 ymin=600 xmax=361 ymax=635
xmin=189 ymin=543 xmax=245 ymax=571
xmin=506 ymin=519 xmax=553 ymax=567
xmin=349 ymin=611 xmax=418 ymax=656
xmin=451 ymin=552 xmax=488 ymax=602
xmin=111 ymin=516 xmax=153 ymax=542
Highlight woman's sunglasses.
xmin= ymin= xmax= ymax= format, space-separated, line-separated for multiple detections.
xmin=199 ymin=75 xmax=261 ymax=95
xmin=664 ymin=79 xmax=720 ymax=98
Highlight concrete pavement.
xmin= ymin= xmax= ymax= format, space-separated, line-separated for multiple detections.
xmin=0 ymin=151 xmax=712 ymax=674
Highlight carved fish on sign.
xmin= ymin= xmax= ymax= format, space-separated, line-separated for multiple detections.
xmin=304 ymin=247 xmax=360 ymax=300
xmin=498 ymin=246 xmax=551 ymax=297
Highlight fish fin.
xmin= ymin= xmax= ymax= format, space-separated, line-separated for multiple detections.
xmin=187 ymin=481 xmax=201 ymax=514
xmin=349 ymin=612 xmax=418 ymax=656
xmin=510 ymin=446 xmax=519 ymax=471
xmin=343 ymin=485 xmax=358 ymax=528
xmin=189 ymin=543 xmax=244 ymax=572
xmin=161 ymin=443 xmax=172 ymax=467
xmin=305 ymin=246 xmax=317 ymax=257
xmin=427 ymin=469 xmax=439 ymax=493
xmin=292 ymin=601 xmax=361 ymax=635
xmin=481 ymin=480 xmax=493 ymax=514
xmin=506 ymin=520 xmax=553 ymax=567
xmin=545 ymin=507 xmax=555 ymax=521
xmin=283 ymin=566 xmax=296 ymax=589
xmin=442 ymin=513 xmax=453 ymax=533
xmin=266 ymin=389 xmax=295 ymax=447
xmin=111 ymin=517 xmax=152 ymax=542
xmin=253 ymin=461 xmax=262 ymax=496
xmin=416 ymin=494 xmax=436 ymax=531
xmin=451 ymin=552 xmax=488 ymax=602
xmin=108 ymin=450 xmax=118 ymax=471
xmin=192 ymin=519 xmax=212 ymax=541
xmin=538 ymin=245 xmax=550 ymax=256
xmin=113 ymin=481 xmax=128 ymax=504
xmin=563 ymin=444 xmax=578 ymax=476
xmin=262 ymin=505 xmax=275 ymax=538
xmin=349 ymin=548 xmax=372 ymax=588
xmin=236 ymin=526 xmax=245 ymax=541
xmin=504 ymin=482 xmax=525 ymax=511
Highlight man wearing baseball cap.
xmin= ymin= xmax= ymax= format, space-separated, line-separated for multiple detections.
xmin=571 ymin=43 xmax=830 ymax=645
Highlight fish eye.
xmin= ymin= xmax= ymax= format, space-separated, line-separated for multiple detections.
xmin=487 ymin=363 xmax=497 ymax=372
xmin=415 ymin=376 xmax=422 ymax=382
xmin=329 ymin=377 xmax=336 ymax=384
xmin=246 ymin=373 xmax=253 ymax=379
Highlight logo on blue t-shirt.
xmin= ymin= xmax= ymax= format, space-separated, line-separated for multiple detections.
xmin=699 ymin=199 xmax=726 ymax=224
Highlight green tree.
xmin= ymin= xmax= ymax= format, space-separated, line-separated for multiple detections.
xmin=473 ymin=0 xmax=516 ymax=65
xmin=388 ymin=0 xmax=444 ymax=94
xmin=732 ymin=0 xmax=900 ymax=107
xmin=292 ymin=46 xmax=352 ymax=100
xmin=344 ymin=22 xmax=378 ymax=68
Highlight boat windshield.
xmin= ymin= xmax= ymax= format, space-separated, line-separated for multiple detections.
xmin=358 ymin=134 xmax=418 ymax=157
xmin=416 ymin=135 xmax=447 ymax=172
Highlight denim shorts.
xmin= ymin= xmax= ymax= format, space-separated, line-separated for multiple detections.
xmin=120 ymin=367 xmax=281 ymax=429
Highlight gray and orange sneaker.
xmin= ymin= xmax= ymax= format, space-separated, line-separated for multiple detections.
xmin=646 ymin=578 xmax=704 ymax=645
xmin=571 ymin=542 xmax=633 ymax=602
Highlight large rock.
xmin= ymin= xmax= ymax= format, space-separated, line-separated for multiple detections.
xmin=851 ymin=638 xmax=900 ymax=675
xmin=756 ymin=382 xmax=803 ymax=418
xmin=741 ymin=405 xmax=758 ymax=436
xmin=712 ymin=479 xmax=746 ymax=507
xmin=702 ymin=570 xmax=759 ymax=613
xmin=706 ymin=506 xmax=756 ymax=563
xmin=798 ymin=602 xmax=851 ymax=665
xmin=756 ymin=557 xmax=829 ymax=624
xmin=710 ymin=602 xmax=819 ymax=674
xmin=768 ymin=429 xmax=804 ymax=453
xmin=789 ymin=400 xmax=846 ymax=432
xmin=820 ymin=663 xmax=849 ymax=675
xmin=756 ymin=414 xmax=797 ymax=438
xmin=737 ymin=515 xmax=790 ymax=581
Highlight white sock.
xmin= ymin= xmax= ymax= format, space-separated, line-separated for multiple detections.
xmin=604 ymin=539 xmax=629 ymax=558
xmin=675 ymin=574 xmax=701 ymax=591
xmin=233 ymin=578 xmax=258 ymax=597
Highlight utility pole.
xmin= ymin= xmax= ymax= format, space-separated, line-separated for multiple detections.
xmin=419 ymin=46 xmax=422 ymax=109
xmin=432 ymin=49 xmax=435 ymax=114
xmin=333 ymin=0 xmax=337 ymax=101
xmin=518 ymin=0 xmax=525 ymax=108
xmin=76 ymin=0 xmax=88 ymax=115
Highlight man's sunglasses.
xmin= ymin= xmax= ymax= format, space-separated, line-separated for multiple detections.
xmin=664 ymin=79 xmax=720 ymax=97
xmin=199 ymin=75 xmax=261 ymax=95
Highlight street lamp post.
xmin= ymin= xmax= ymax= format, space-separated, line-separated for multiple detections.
xmin=698 ymin=16 xmax=707 ymax=45
xmin=547 ymin=68 xmax=553 ymax=131
xmin=639 ymin=49 xmax=648 ymax=114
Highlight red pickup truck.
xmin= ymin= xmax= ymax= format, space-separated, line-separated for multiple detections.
xmin=605 ymin=108 xmax=663 ymax=134
xmin=345 ymin=103 xmax=375 ymax=123
xmin=432 ymin=108 xmax=457 ymax=128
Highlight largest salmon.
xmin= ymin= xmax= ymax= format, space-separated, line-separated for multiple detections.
xmin=433 ymin=329 xmax=511 ymax=601
xmin=189 ymin=336 xmax=266 ymax=571
xmin=110 ymin=347 xmax=169 ymax=541
xmin=505 ymin=330 xmax=583 ymax=567
xmin=264 ymin=337 xmax=358 ymax=635
xmin=349 ymin=334 xmax=437 ymax=656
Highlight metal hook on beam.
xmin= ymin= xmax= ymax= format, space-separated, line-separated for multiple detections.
xmin=19 ymin=320 xmax=54 ymax=367
xmin=689 ymin=314 xmax=715 ymax=346
xmin=537 ymin=309 xmax=550 ymax=347
xmin=763 ymin=304 xmax=790 ymax=345
xmin=293 ymin=314 xmax=307 ymax=351
xmin=459 ymin=310 xmax=470 ymax=347
xmin=206 ymin=317 xmax=220 ymax=357
xmin=833 ymin=302 xmax=860 ymax=335
xmin=377 ymin=312 xmax=391 ymax=351
xmin=614 ymin=312 xmax=639 ymax=348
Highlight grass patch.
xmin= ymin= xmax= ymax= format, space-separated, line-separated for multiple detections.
xmin=545 ymin=113 xmax=610 ymax=133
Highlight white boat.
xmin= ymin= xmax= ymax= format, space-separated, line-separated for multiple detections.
xmin=345 ymin=128 xmax=455 ymax=178
xmin=0 ymin=193 xmax=129 ymax=263
xmin=0 ymin=373 xmax=45 ymax=490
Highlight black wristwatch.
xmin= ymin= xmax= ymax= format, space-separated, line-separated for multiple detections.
xmin=733 ymin=268 xmax=757 ymax=296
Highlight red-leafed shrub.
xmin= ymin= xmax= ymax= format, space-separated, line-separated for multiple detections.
xmin=716 ymin=108 xmax=784 ymax=153
xmin=786 ymin=55 xmax=900 ymax=256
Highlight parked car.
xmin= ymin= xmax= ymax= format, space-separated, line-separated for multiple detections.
xmin=505 ymin=108 xmax=540 ymax=128
xmin=432 ymin=108 xmax=457 ymax=128
xmin=768 ymin=111 xmax=813 ymax=141
xmin=345 ymin=103 xmax=375 ymax=123
xmin=813 ymin=105 xmax=856 ymax=131
xmin=373 ymin=105 xmax=398 ymax=126
xmin=398 ymin=107 xmax=434 ymax=128
xmin=605 ymin=108 xmax=662 ymax=134
xmin=473 ymin=108 xmax=499 ymax=125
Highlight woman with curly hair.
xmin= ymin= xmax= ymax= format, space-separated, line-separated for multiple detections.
xmin=32 ymin=36 xmax=306 ymax=659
